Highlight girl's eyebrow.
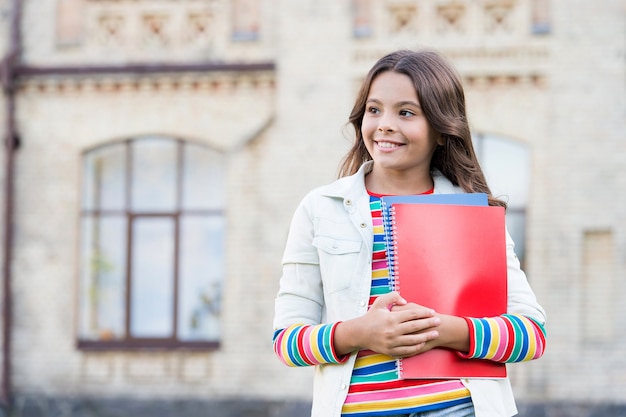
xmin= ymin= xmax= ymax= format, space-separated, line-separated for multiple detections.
xmin=366 ymin=98 xmax=421 ymax=108
xmin=397 ymin=100 xmax=421 ymax=108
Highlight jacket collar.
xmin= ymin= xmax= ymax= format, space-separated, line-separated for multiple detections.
xmin=320 ymin=160 xmax=462 ymax=198
xmin=432 ymin=170 xmax=462 ymax=194
xmin=319 ymin=161 xmax=372 ymax=200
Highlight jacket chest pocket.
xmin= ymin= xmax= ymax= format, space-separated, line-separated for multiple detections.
xmin=312 ymin=220 xmax=363 ymax=294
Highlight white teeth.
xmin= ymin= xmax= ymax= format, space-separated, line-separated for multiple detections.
xmin=377 ymin=141 xmax=399 ymax=149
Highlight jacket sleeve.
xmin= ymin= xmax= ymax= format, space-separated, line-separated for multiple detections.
xmin=461 ymin=314 xmax=546 ymax=362
xmin=503 ymin=230 xmax=546 ymax=324
xmin=273 ymin=195 xmax=325 ymax=330
xmin=273 ymin=323 xmax=348 ymax=367
xmin=273 ymin=195 xmax=347 ymax=366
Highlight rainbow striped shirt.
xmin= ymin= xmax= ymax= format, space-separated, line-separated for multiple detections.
xmin=273 ymin=195 xmax=546 ymax=416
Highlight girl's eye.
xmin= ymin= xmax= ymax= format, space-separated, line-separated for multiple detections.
xmin=367 ymin=106 xmax=380 ymax=114
xmin=399 ymin=109 xmax=415 ymax=117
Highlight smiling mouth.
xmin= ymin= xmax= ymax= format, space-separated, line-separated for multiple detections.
xmin=375 ymin=141 xmax=403 ymax=149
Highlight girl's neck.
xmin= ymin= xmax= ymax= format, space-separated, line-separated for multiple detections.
xmin=365 ymin=170 xmax=434 ymax=196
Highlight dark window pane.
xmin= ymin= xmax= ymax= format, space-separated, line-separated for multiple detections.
xmin=131 ymin=137 xmax=177 ymax=212
xmin=178 ymin=216 xmax=224 ymax=341
xmin=83 ymin=143 xmax=126 ymax=211
xmin=130 ymin=217 xmax=175 ymax=338
xmin=79 ymin=215 xmax=127 ymax=341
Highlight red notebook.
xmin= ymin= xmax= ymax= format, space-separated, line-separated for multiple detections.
xmin=385 ymin=202 xmax=507 ymax=379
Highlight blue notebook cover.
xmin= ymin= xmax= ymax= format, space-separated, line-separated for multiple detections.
xmin=380 ymin=193 xmax=488 ymax=208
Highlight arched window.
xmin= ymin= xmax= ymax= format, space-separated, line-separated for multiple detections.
xmin=77 ymin=137 xmax=225 ymax=349
xmin=474 ymin=133 xmax=530 ymax=266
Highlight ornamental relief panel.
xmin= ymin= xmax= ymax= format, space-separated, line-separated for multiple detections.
xmin=354 ymin=0 xmax=531 ymax=39
xmin=351 ymin=0 xmax=551 ymax=88
xmin=387 ymin=3 xmax=419 ymax=36
xmin=54 ymin=0 xmax=266 ymax=62
xmin=483 ymin=0 xmax=516 ymax=34
xmin=436 ymin=2 xmax=466 ymax=35
xmin=96 ymin=14 xmax=125 ymax=47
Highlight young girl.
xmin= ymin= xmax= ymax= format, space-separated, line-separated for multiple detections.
xmin=272 ymin=49 xmax=546 ymax=417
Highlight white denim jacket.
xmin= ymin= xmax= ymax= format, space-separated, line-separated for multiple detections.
xmin=274 ymin=161 xmax=546 ymax=417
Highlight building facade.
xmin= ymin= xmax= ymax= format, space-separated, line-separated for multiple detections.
xmin=1 ymin=0 xmax=625 ymax=415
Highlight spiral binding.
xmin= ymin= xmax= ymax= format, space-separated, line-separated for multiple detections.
xmin=381 ymin=199 xmax=404 ymax=378
xmin=381 ymin=200 xmax=401 ymax=292
xmin=396 ymin=357 xmax=404 ymax=378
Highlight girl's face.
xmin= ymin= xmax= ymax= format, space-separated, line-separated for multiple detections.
xmin=362 ymin=71 xmax=441 ymax=188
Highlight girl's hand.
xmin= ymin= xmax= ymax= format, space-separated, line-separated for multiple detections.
xmin=334 ymin=292 xmax=442 ymax=358
xmin=392 ymin=303 xmax=471 ymax=355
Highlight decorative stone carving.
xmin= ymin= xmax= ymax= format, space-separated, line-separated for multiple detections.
xmin=51 ymin=0 xmax=268 ymax=61
xmin=185 ymin=12 xmax=215 ymax=46
xmin=142 ymin=14 xmax=170 ymax=47
xmin=387 ymin=3 xmax=418 ymax=35
xmin=18 ymin=73 xmax=276 ymax=95
xmin=96 ymin=14 xmax=125 ymax=47
xmin=436 ymin=1 xmax=466 ymax=34
xmin=484 ymin=0 xmax=516 ymax=34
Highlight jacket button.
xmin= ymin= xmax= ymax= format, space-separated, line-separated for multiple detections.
xmin=360 ymin=222 xmax=366 ymax=228
xmin=345 ymin=199 xmax=352 ymax=206
xmin=341 ymin=384 xmax=347 ymax=390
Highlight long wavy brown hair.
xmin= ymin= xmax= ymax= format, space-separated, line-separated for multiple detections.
xmin=339 ymin=49 xmax=506 ymax=208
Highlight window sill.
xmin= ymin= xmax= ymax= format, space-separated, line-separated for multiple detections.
xmin=76 ymin=339 xmax=220 ymax=351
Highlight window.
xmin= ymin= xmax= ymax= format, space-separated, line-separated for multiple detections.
xmin=77 ymin=137 xmax=225 ymax=349
xmin=56 ymin=0 xmax=86 ymax=46
xmin=474 ymin=133 xmax=530 ymax=266
xmin=352 ymin=0 xmax=373 ymax=38
xmin=231 ymin=0 xmax=260 ymax=41
xmin=531 ymin=0 xmax=551 ymax=35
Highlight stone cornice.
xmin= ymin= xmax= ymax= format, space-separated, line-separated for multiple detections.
xmin=15 ymin=62 xmax=276 ymax=93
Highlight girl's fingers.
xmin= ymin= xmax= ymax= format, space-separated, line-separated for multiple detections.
xmin=370 ymin=291 xmax=407 ymax=311
xmin=396 ymin=315 xmax=441 ymax=335
xmin=389 ymin=330 xmax=440 ymax=357
xmin=391 ymin=304 xmax=438 ymax=325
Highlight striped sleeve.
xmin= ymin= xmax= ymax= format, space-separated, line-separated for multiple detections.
xmin=272 ymin=323 xmax=348 ymax=367
xmin=460 ymin=314 xmax=546 ymax=363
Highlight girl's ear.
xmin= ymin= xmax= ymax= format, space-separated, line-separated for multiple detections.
xmin=436 ymin=135 xmax=445 ymax=146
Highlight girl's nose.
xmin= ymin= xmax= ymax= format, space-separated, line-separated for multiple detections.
xmin=378 ymin=116 xmax=395 ymax=132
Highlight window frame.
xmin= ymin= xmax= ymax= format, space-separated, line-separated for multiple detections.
xmin=77 ymin=137 xmax=224 ymax=351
